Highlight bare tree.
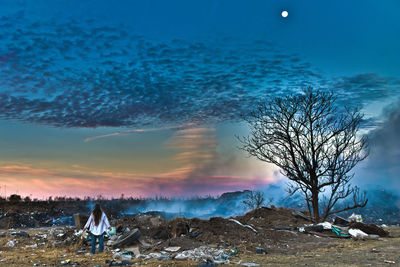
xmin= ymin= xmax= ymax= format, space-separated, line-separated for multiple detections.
xmin=243 ymin=191 xmax=265 ymax=210
xmin=238 ymin=87 xmax=368 ymax=221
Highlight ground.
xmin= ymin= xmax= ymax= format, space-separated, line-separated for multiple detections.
xmin=0 ymin=203 xmax=398 ymax=266
xmin=0 ymin=227 xmax=398 ymax=266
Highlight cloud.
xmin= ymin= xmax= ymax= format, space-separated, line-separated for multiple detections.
xmin=84 ymin=122 xmax=196 ymax=142
xmin=0 ymin=161 xmax=274 ymax=198
xmin=331 ymin=73 xmax=400 ymax=106
xmin=0 ymin=12 xmax=398 ymax=129
xmin=1 ymin=12 xmax=378 ymax=128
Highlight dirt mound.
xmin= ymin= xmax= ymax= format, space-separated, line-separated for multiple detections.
xmin=114 ymin=207 xmax=334 ymax=254
xmin=237 ymin=207 xmax=310 ymax=227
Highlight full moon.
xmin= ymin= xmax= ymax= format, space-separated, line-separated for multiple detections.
xmin=281 ymin=11 xmax=288 ymax=18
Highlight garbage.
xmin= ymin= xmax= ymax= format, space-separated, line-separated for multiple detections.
xmin=11 ymin=231 xmax=30 ymax=238
xmin=138 ymin=237 xmax=151 ymax=247
xmin=228 ymin=219 xmax=257 ymax=233
xmin=5 ymin=240 xmax=15 ymax=247
xmin=348 ymin=213 xmax=363 ymax=223
xmin=140 ymin=252 xmax=171 ymax=261
xmin=333 ymin=215 xmax=350 ymax=226
xmin=106 ymin=259 xmax=136 ymax=266
xmin=152 ymin=246 xmax=231 ymax=262
xmin=254 ymin=248 xmax=267 ymax=254
xmin=348 ymin=228 xmax=368 ymax=239
xmin=274 ymin=226 xmax=293 ymax=231
xmin=199 ymin=259 xmax=218 ymax=267
xmin=349 ymin=222 xmax=389 ymax=237
xmin=111 ymin=228 xmax=141 ymax=248
xmin=384 ymin=260 xmax=396 ymax=264
xmin=121 ymin=251 xmax=134 ymax=256
xmin=175 ymin=253 xmax=189 ymax=260
xmin=108 ymin=226 xmax=116 ymax=236
xmin=318 ymin=222 xmax=332 ymax=230
xmin=241 ymin=263 xmax=260 ymax=267
xmin=304 ymin=225 xmax=324 ymax=233
xmin=164 ymin=246 xmax=181 ymax=252
xmin=331 ymin=226 xmax=351 ymax=238
xmin=60 ymin=259 xmax=71 ymax=265
xmin=229 ymin=248 xmax=238 ymax=256
xmin=190 ymin=231 xmax=202 ymax=238
xmin=124 ymin=246 xmax=140 ymax=258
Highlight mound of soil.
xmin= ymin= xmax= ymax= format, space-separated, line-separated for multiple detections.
xmin=115 ymin=207 xmax=335 ymax=254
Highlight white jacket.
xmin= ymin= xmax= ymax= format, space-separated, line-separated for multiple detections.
xmin=84 ymin=211 xmax=110 ymax=236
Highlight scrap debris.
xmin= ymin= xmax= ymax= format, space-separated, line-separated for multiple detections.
xmin=0 ymin=206 xmax=397 ymax=266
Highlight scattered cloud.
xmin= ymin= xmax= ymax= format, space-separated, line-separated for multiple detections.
xmin=1 ymin=12 xmax=397 ymax=128
xmin=84 ymin=122 xmax=197 ymax=142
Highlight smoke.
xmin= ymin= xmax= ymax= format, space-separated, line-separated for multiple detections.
xmin=125 ymin=191 xmax=252 ymax=219
xmin=123 ymin=182 xmax=290 ymax=219
xmin=354 ymin=100 xmax=400 ymax=191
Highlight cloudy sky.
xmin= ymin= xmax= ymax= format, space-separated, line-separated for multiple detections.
xmin=0 ymin=0 xmax=399 ymax=198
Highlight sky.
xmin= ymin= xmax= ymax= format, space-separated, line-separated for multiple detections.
xmin=0 ymin=0 xmax=399 ymax=198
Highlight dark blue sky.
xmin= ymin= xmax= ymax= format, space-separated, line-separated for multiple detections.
xmin=0 ymin=0 xmax=398 ymax=197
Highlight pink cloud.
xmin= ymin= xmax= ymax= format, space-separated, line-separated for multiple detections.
xmin=0 ymin=125 xmax=278 ymax=199
xmin=0 ymin=162 xmax=275 ymax=199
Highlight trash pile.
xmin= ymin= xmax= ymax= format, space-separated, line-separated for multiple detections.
xmin=0 ymin=205 xmax=396 ymax=266
xmin=295 ymin=213 xmax=389 ymax=240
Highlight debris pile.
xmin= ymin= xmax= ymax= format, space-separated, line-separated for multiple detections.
xmin=0 ymin=204 xmax=397 ymax=266
xmin=296 ymin=214 xmax=389 ymax=240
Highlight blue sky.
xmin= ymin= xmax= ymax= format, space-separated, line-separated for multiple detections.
xmin=0 ymin=0 xmax=398 ymax=198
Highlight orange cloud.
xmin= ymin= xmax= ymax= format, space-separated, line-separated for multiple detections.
xmin=0 ymin=124 xmax=279 ymax=199
xmin=0 ymin=160 xmax=276 ymax=199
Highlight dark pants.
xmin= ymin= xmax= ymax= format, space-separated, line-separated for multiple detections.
xmin=89 ymin=233 xmax=104 ymax=254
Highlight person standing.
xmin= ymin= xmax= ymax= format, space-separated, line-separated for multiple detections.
xmin=84 ymin=203 xmax=111 ymax=254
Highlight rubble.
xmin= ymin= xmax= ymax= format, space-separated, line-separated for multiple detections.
xmin=254 ymin=248 xmax=267 ymax=254
xmin=169 ymin=245 xmax=231 ymax=263
xmin=333 ymin=215 xmax=350 ymax=226
xmin=349 ymin=229 xmax=368 ymax=239
xmin=0 ymin=201 xmax=398 ymax=266
xmin=228 ymin=219 xmax=257 ymax=233
xmin=110 ymin=228 xmax=141 ymax=248
xmin=164 ymin=246 xmax=181 ymax=252
xmin=348 ymin=213 xmax=363 ymax=223
xmin=198 ymin=260 xmax=218 ymax=267
xmin=349 ymin=222 xmax=389 ymax=237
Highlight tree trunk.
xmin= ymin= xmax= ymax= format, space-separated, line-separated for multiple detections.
xmin=311 ymin=189 xmax=320 ymax=222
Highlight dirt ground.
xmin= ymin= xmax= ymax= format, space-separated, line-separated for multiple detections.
xmin=0 ymin=205 xmax=398 ymax=266
xmin=0 ymin=227 xmax=398 ymax=266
